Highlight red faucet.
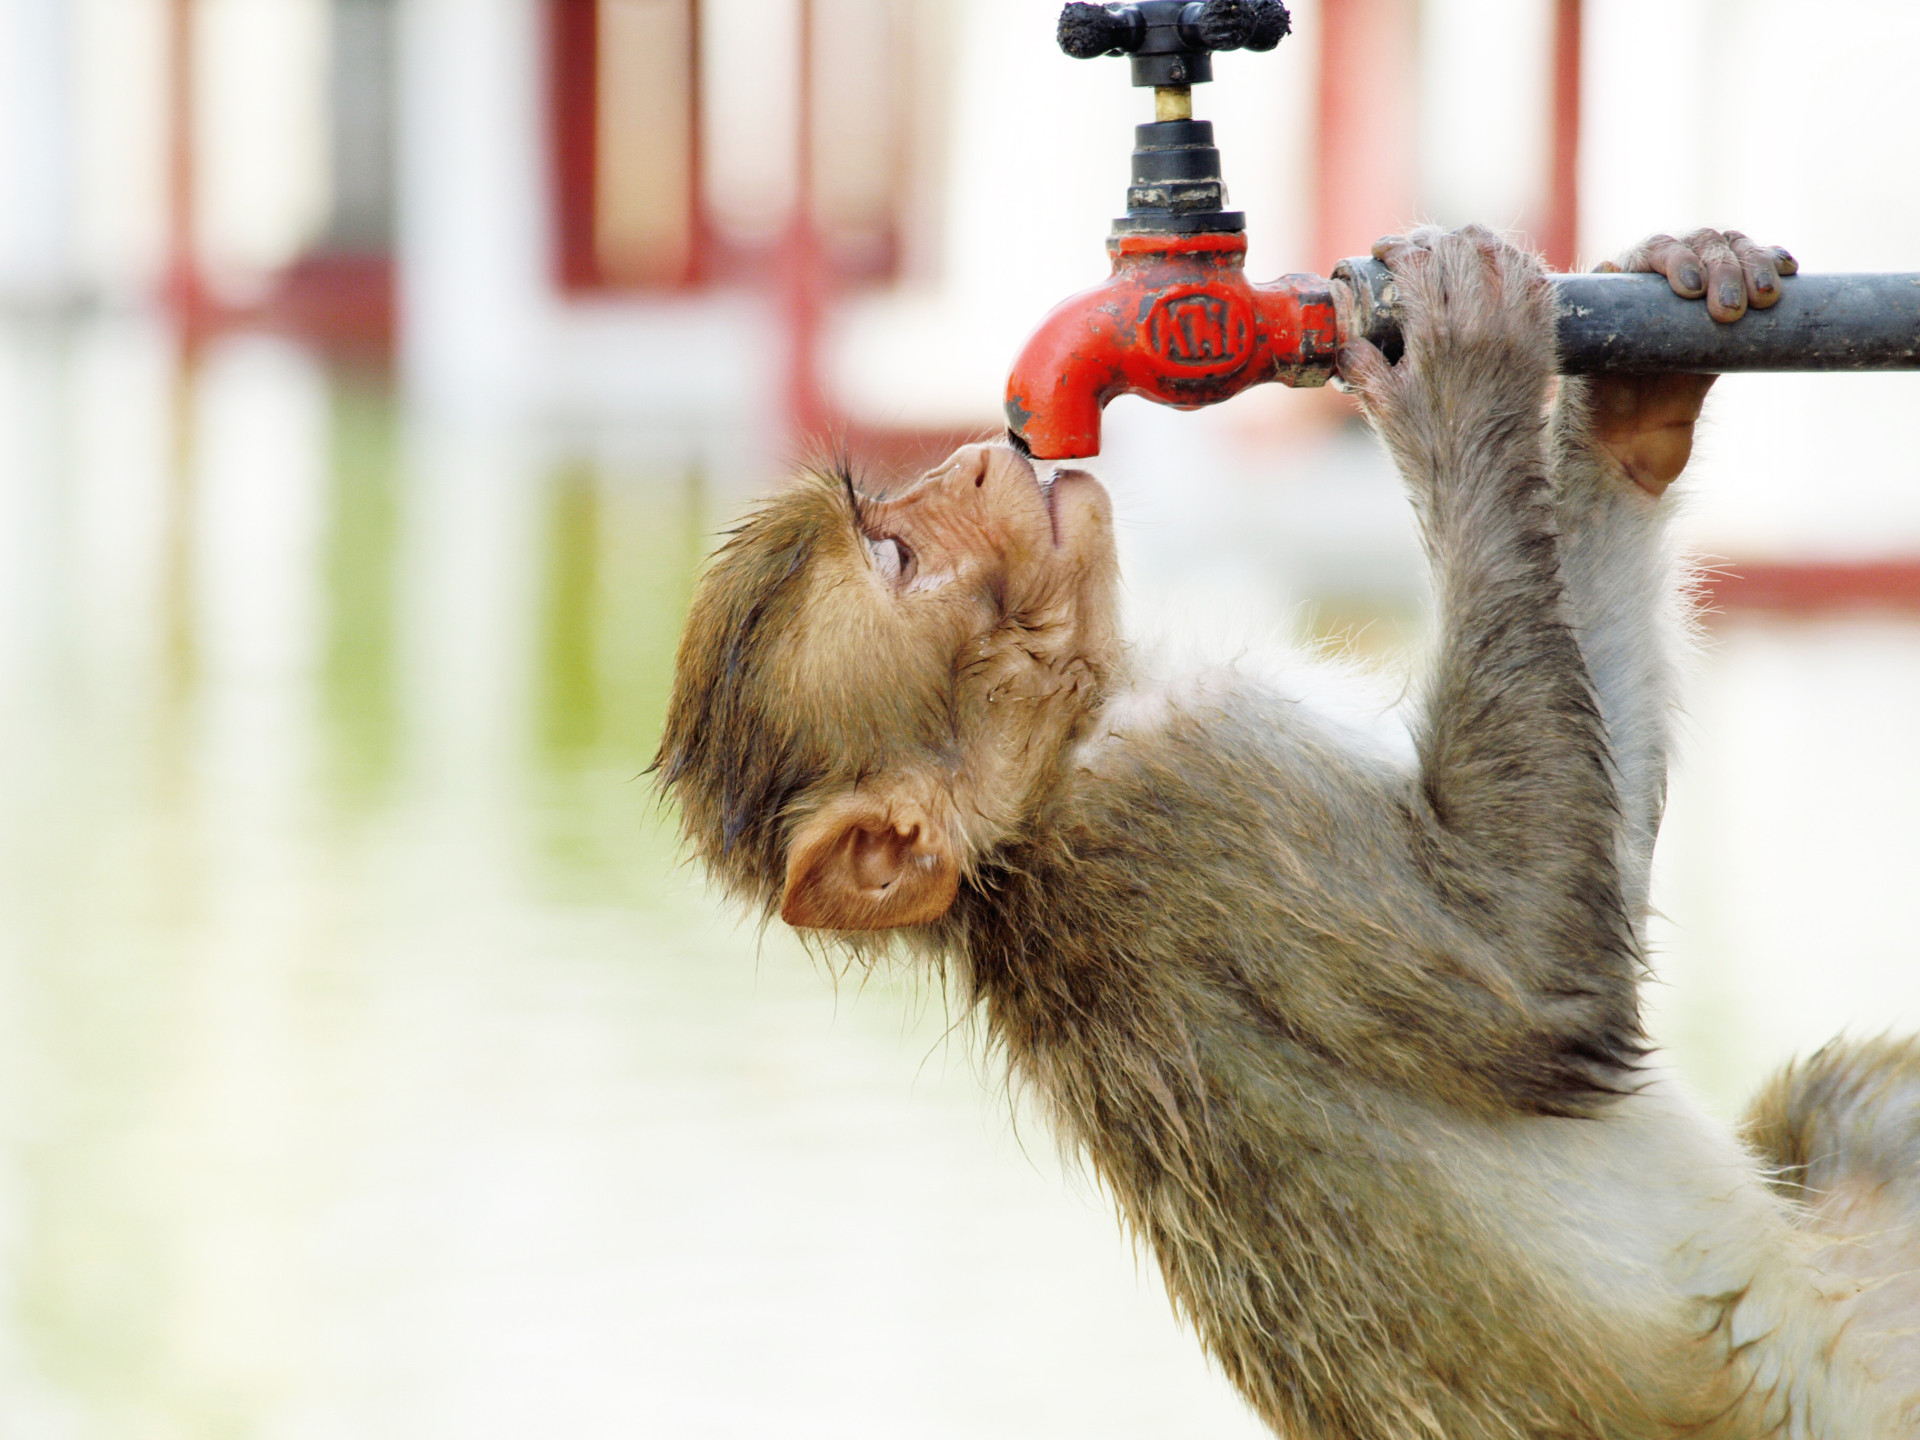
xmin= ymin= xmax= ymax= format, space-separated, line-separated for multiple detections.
xmin=1005 ymin=229 xmax=1346 ymax=461
xmin=1007 ymin=0 xmax=1920 ymax=461
xmin=1007 ymin=0 xmax=1330 ymax=460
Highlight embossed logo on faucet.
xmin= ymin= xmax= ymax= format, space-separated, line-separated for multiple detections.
xmin=1148 ymin=291 xmax=1253 ymax=372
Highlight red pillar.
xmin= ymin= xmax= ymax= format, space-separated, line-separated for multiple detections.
xmin=164 ymin=0 xmax=206 ymax=347
xmin=547 ymin=0 xmax=600 ymax=292
xmin=1312 ymin=0 xmax=1419 ymax=273
xmin=1542 ymin=0 xmax=1582 ymax=271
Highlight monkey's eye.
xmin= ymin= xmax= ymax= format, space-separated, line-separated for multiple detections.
xmin=869 ymin=536 xmax=916 ymax=585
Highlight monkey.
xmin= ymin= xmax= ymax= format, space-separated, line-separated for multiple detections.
xmin=654 ymin=225 xmax=1920 ymax=1438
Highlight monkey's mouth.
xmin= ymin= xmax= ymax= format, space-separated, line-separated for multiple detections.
xmin=1006 ymin=442 xmax=1063 ymax=549
xmin=1038 ymin=470 xmax=1061 ymax=548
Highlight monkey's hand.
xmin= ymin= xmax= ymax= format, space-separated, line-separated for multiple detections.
xmin=1338 ymin=226 xmax=1645 ymax=1100
xmin=1587 ymin=230 xmax=1797 ymax=496
xmin=1337 ymin=225 xmax=1556 ymax=495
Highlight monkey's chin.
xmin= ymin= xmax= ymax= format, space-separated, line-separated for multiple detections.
xmin=1043 ymin=467 xmax=1111 ymax=554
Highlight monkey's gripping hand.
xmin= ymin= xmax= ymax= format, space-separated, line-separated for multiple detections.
xmin=1585 ymin=230 xmax=1795 ymax=496
xmin=1341 ymin=227 xmax=1646 ymax=1098
xmin=1548 ymin=230 xmax=1793 ymax=923
xmin=1338 ymin=225 xmax=1558 ymax=491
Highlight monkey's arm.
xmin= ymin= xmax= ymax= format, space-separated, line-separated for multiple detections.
xmin=1546 ymin=231 xmax=1792 ymax=918
xmin=1340 ymin=228 xmax=1643 ymax=1101
xmin=1546 ymin=387 xmax=1682 ymax=921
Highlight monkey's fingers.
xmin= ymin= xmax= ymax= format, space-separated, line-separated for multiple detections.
xmin=1371 ymin=232 xmax=1437 ymax=272
xmin=1679 ymin=229 xmax=1751 ymax=323
xmin=1596 ymin=234 xmax=1706 ymax=299
xmin=1436 ymin=226 xmax=1519 ymax=297
xmin=1370 ymin=233 xmax=1444 ymax=319
xmin=1336 ymin=338 xmax=1395 ymax=398
xmin=1724 ymin=230 xmax=1788 ymax=311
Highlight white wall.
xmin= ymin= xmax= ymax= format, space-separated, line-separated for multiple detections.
xmin=0 ymin=0 xmax=78 ymax=304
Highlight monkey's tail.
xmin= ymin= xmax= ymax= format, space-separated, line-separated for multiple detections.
xmin=1742 ymin=1034 xmax=1920 ymax=1388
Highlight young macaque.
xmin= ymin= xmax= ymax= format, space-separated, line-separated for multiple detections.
xmin=657 ymin=226 xmax=1920 ymax=1437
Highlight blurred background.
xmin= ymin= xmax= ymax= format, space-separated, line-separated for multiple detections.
xmin=0 ymin=0 xmax=1917 ymax=1435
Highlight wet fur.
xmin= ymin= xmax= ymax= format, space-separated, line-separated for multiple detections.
xmin=658 ymin=231 xmax=1920 ymax=1437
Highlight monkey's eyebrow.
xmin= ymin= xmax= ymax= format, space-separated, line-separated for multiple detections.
xmin=840 ymin=467 xmax=869 ymax=530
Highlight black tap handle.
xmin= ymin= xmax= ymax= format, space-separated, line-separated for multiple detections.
xmin=1058 ymin=1 xmax=1289 ymax=72
xmin=1059 ymin=3 xmax=1144 ymax=58
xmin=1181 ymin=0 xmax=1289 ymax=52
xmin=1241 ymin=0 xmax=1292 ymax=50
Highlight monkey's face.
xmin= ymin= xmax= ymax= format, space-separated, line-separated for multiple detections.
xmin=826 ymin=440 xmax=1118 ymax=710
xmin=656 ymin=440 xmax=1120 ymax=934
xmin=776 ymin=442 xmax=1122 ymax=928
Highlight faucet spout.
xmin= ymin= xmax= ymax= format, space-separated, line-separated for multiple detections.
xmin=1005 ymin=232 xmax=1342 ymax=460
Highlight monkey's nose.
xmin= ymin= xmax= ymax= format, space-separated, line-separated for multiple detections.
xmin=928 ymin=443 xmax=995 ymax=492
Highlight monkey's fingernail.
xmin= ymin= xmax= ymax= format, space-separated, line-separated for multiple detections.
xmin=1717 ymin=282 xmax=1743 ymax=309
xmin=1753 ymin=271 xmax=1776 ymax=295
xmin=1677 ymin=265 xmax=1703 ymax=292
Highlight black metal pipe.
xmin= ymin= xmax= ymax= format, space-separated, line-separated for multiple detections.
xmin=1333 ymin=259 xmax=1920 ymax=373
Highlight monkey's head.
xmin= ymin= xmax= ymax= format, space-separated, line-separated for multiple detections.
xmin=657 ymin=440 xmax=1119 ymax=932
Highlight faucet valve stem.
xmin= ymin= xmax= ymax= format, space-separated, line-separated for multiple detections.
xmin=1154 ymin=86 xmax=1192 ymax=121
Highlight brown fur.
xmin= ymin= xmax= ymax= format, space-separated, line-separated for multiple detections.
xmin=1745 ymin=1036 xmax=1920 ymax=1204
xmin=1743 ymin=1037 xmax=1920 ymax=1393
xmin=656 ymin=229 xmax=1920 ymax=1438
xmin=655 ymin=470 xmax=859 ymax=899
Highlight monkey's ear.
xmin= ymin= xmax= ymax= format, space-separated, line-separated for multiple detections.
xmin=780 ymin=791 xmax=959 ymax=931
